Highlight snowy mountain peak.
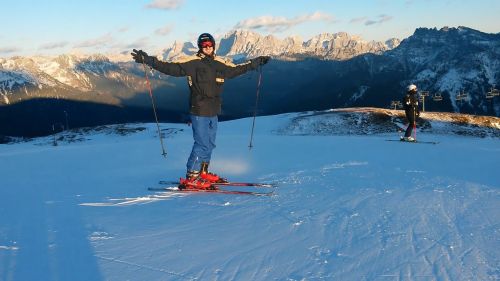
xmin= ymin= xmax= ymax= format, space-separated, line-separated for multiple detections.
xmin=161 ymin=29 xmax=400 ymax=61
xmin=0 ymin=53 xmax=143 ymax=106
xmin=161 ymin=41 xmax=197 ymax=61
xmin=384 ymin=38 xmax=401 ymax=49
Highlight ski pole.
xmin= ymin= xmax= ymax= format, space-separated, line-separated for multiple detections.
xmin=248 ymin=65 xmax=263 ymax=149
xmin=141 ymin=55 xmax=167 ymax=157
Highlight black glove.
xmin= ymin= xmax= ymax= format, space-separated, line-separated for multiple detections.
xmin=251 ymin=56 xmax=271 ymax=68
xmin=131 ymin=49 xmax=155 ymax=65
xmin=257 ymin=56 xmax=270 ymax=65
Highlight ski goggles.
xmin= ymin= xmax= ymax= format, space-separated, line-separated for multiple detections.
xmin=201 ymin=41 xmax=214 ymax=48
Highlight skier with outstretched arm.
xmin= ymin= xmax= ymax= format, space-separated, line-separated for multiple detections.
xmin=131 ymin=33 xmax=270 ymax=190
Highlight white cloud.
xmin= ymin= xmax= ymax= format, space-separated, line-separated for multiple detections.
xmin=123 ymin=37 xmax=151 ymax=50
xmin=39 ymin=41 xmax=69 ymax=50
xmin=155 ymin=24 xmax=174 ymax=36
xmin=350 ymin=17 xmax=368 ymax=24
xmin=378 ymin=14 xmax=393 ymax=23
xmin=145 ymin=0 xmax=184 ymax=10
xmin=74 ymin=33 xmax=114 ymax=48
xmin=235 ymin=11 xmax=335 ymax=33
xmin=117 ymin=26 xmax=130 ymax=33
xmin=0 ymin=47 xmax=21 ymax=54
xmin=365 ymin=14 xmax=393 ymax=26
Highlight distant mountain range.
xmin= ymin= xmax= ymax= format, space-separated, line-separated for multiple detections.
xmin=1 ymin=26 xmax=499 ymax=137
xmin=162 ymin=30 xmax=400 ymax=61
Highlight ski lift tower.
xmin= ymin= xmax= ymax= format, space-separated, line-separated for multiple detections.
xmin=419 ymin=91 xmax=430 ymax=112
xmin=390 ymin=100 xmax=402 ymax=110
xmin=456 ymin=90 xmax=468 ymax=106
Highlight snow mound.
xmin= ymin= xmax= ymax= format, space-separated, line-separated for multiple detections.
xmin=277 ymin=107 xmax=500 ymax=138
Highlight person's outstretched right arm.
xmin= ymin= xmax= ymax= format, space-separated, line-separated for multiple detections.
xmin=131 ymin=49 xmax=188 ymax=77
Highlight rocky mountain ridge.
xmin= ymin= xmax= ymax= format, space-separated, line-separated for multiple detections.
xmin=162 ymin=29 xmax=400 ymax=61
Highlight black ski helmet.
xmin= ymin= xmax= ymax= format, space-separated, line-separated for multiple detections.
xmin=197 ymin=33 xmax=215 ymax=49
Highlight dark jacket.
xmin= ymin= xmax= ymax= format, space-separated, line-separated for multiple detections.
xmin=403 ymin=92 xmax=419 ymax=122
xmin=148 ymin=53 xmax=260 ymax=116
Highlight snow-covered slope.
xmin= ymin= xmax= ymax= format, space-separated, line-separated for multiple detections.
xmin=0 ymin=111 xmax=498 ymax=280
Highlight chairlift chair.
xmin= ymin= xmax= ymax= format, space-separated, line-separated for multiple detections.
xmin=456 ymin=91 xmax=468 ymax=101
xmin=486 ymin=87 xmax=499 ymax=99
xmin=433 ymin=93 xmax=443 ymax=101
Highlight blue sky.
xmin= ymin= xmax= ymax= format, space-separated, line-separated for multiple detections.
xmin=1 ymin=0 xmax=499 ymax=57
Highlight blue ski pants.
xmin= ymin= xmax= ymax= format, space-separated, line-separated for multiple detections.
xmin=186 ymin=115 xmax=218 ymax=172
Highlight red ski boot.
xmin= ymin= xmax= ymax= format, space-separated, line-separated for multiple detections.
xmin=179 ymin=170 xmax=215 ymax=190
xmin=199 ymin=162 xmax=228 ymax=183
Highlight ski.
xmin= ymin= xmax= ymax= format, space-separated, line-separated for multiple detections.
xmin=385 ymin=139 xmax=439 ymax=145
xmin=158 ymin=180 xmax=276 ymax=188
xmin=148 ymin=186 xmax=274 ymax=196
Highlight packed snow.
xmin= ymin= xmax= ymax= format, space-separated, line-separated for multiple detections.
xmin=0 ymin=110 xmax=498 ymax=281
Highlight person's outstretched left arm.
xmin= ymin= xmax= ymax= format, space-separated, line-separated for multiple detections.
xmin=221 ymin=56 xmax=271 ymax=79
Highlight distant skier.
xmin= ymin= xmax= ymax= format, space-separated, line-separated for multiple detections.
xmin=131 ymin=33 xmax=270 ymax=189
xmin=402 ymin=84 xmax=420 ymax=141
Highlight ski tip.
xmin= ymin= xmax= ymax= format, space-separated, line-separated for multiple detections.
xmin=148 ymin=186 xmax=179 ymax=191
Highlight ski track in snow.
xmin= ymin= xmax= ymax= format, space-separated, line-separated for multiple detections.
xmin=95 ymin=255 xmax=199 ymax=280
xmin=0 ymin=114 xmax=499 ymax=281
xmin=80 ymin=191 xmax=188 ymax=207
xmin=0 ymin=246 xmax=19 ymax=251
